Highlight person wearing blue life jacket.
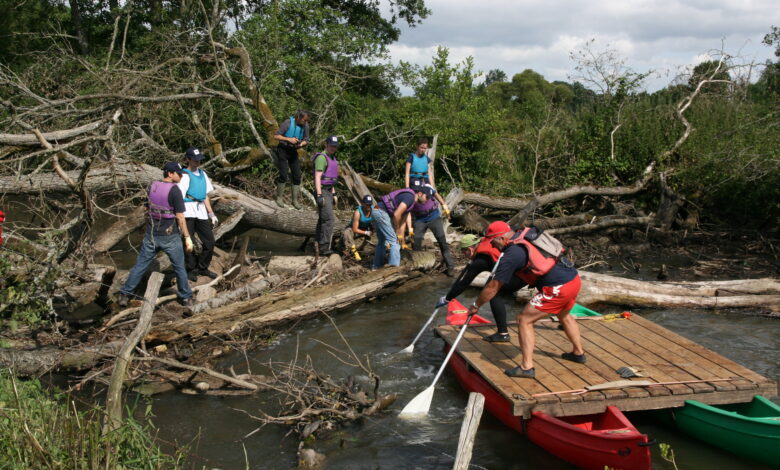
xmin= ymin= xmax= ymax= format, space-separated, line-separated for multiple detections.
xmin=403 ymin=138 xmax=450 ymax=217
xmin=178 ymin=147 xmax=218 ymax=281
xmin=313 ymin=136 xmax=340 ymax=256
xmin=273 ymin=111 xmax=310 ymax=209
xmin=342 ymin=194 xmax=375 ymax=261
xmin=117 ymin=162 xmax=194 ymax=308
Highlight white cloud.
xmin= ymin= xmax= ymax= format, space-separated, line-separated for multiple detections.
xmin=390 ymin=0 xmax=777 ymax=91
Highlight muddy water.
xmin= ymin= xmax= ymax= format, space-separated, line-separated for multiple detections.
xmin=147 ymin=272 xmax=779 ymax=470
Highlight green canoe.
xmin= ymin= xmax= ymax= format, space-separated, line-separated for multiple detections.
xmin=672 ymin=395 xmax=780 ymax=468
xmin=569 ymin=303 xmax=602 ymax=318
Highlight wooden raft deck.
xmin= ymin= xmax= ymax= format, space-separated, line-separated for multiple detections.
xmin=434 ymin=314 xmax=777 ymax=419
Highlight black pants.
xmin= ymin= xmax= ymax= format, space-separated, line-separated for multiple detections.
xmin=185 ymin=217 xmax=215 ymax=273
xmin=316 ymin=191 xmax=335 ymax=249
xmin=489 ymin=275 xmax=526 ymax=333
xmin=275 ymin=145 xmax=301 ymax=185
xmin=413 ymin=216 xmax=454 ymax=269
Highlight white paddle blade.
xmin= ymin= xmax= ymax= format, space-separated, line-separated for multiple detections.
xmin=398 ymin=344 xmax=414 ymax=354
xmin=399 ymin=385 xmax=435 ymax=418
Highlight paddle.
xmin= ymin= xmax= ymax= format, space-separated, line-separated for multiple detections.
xmin=399 ymin=252 xmax=505 ymax=417
xmin=397 ymin=307 xmax=441 ymax=354
xmin=399 ymin=311 xmax=475 ymax=418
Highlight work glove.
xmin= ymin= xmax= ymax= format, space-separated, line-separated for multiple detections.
xmin=184 ymin=236 xmax=194 ymax=253
xmin=401 ymin=242 xmax=411 ymax=250
xmin=442 ymin=203 xmax=451 ymax=219
xmin=333 ymin=194 xmax=338 ymax=206
xmin=363 ymin=230 xmax=372 ymax=238
xmin=208 ymin=213 xmax=218 ymax=226
xmin=435 ymin=296 xmax=449 ymax=308
xmin=316 ymin=194 xmax=324 ymax=208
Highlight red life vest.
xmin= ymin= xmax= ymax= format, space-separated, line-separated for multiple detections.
xmin=507 ymin=227 xmax=559 ymax=285
xmin=0 ymin=209 xmax=4 ymax=246
xmin=474 ymin=237 xmax=501 ymax=262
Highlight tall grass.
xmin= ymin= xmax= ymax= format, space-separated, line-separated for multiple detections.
xmin=0 ymin=370 xmax=184 ymax=469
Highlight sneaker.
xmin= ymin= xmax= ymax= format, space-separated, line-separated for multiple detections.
xmin=181 ymin=298 xmax=195 ymax=307
xmin=201 ymin=270 xmax=218 ymax=279
xmin=561 ymin=352 xmax=587 ymax=364
xmin=483 ymin=332 xmax=510 ymax=343
xmin=188 ymin=270 xmax=199 ymax=282
xmin=117 ymin=293 xmax=130 ymax=308
xmin=505 ymin=366 xmax=535 ymax=378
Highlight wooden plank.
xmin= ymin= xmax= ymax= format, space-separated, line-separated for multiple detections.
xmin=535 ymin=323 xmax=634 ymax=402
xmin=453 ymin=392 xmax=484 ymax=470
xmin=630 ymin=315 xmax=773 ymax=388
xmin=603 ymin=318 xmax=719 ymax=394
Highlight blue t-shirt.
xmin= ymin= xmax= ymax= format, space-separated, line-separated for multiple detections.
xmin=493 ymin=244 xmax=577 ymax=288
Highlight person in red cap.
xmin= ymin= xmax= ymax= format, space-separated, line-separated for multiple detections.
xmin=436 ymin=221 xmax=517 ymax=341
xmin=467 ymin=223 xmax=584 ymax=378
xmin=0 ymin=209 xmax=5 ymax=246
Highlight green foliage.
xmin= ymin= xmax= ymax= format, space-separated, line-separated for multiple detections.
xmin=659 ymin=443 xmax=679 ymax=470
xmin=0 ymin=250 xmax=59 ymax=328
xmin=0 ymin=370 xmax=183 ymax=469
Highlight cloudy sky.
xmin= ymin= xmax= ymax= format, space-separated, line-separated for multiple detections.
xmin=387 ymin=0 xmax=778 ymax=91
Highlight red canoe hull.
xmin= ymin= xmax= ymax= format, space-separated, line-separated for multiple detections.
xmin=444 ymin=300 xmax=651 ymax=470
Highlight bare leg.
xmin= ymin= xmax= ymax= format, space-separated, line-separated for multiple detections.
xmin=557 ymin=310 xmax=585 ymax=355
xmin=516 ymin=303 xmax=549 ymax=370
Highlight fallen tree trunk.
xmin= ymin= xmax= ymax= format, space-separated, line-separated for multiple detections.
xmin=469 ymin=270 xmax=780 ymax=311
xmin=0 ymin=341 xmax=124 ymax=376
xmin=94 ymin=205 xmax=146 ymax=252
xmin=146 ymin=267 xmax=421 ymax=343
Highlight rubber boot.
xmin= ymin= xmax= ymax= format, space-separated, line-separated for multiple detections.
xmin=275 ymin=183 xmax=286 ymax=208
xmin=351 ymin=245 xmax=361 ymax=261
xmin=291 ymin=185 xmax=302 ymax=210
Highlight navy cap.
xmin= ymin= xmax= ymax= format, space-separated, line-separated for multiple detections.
xmin=163 ymin=161 xmax=183 ymax=175
xmin=185 ymin=147 xmax=204 ymax=161
xmin=362 ymin=194 xmax=373 ymax=205
xmin=325 ymin=135 xmax=340 ymax=147
xmin=418 ymin=185 xmax=434 ymax=197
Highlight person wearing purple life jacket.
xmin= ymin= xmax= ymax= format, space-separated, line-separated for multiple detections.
xmin=313 ymin=136 xmax=340 ymax=255
xmin=411 ymin=184 xmax=456 ymax=276
xmin=372 ymin=186 xmax=432 ymax=269
xmin=117 ymin=162 xmax=194 ymax=308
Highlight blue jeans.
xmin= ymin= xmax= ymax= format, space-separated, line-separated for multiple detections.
xmin=120 ymin=232 xmax=192 ymax=300
xmin=372 ymin=208 xmax=400 ymax=269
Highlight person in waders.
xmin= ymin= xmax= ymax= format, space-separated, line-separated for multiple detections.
xmin=467 ymin=224 xmax=583 ymax=378
xmin=410 ymin=184 xmax=455 ymax=276
xmin=273 ymin=111 xmax=310 ymax=209
xmin=372 ymin=186 xmax=432 ymax=269
xmin=117 ymin=162 xmax=194 ymax=307
xmin=436 ymin=222 xmax=516 ymax=341
xmin=313 ymin=136 xmax=340 ymax=256
xmin=342 ymin=194 xmax=375 ymax=261
xmin=178 ymin=147 xmax=218 ymax=281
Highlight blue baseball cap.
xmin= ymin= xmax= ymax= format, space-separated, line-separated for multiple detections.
xmin=185 ymin=147 xmax=204 ymax=161
xmin=325 ymin=135 xmax=340 ymax=147
xmin=362 ymin=194 xmax=373 ymax=205
xmin=163 ymin=161 xmax=183 ymax=175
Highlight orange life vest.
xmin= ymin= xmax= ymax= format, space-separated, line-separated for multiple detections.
xmin=474 ymin=237 xmax=501 ymax=262
xmin=507 ymin=227 xmax=559 ymax=285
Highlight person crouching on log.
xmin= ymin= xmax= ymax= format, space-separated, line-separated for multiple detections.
xmin=466 ymin=223 xmax=584 ymax=378
xmin=410 ymin=184 xmax=455 ymax=276
xmin=342 ymin=194 xmax=375 ymax=261
xmin=117 ymin=162 xmax=194 ymax=308
xmin=372 ymin=186 xmax=432 ymax=269
xmin=435 ymin=223 xmax=515 ymax=341
xmin=179 ymin=147 xmax=218 ymax=281
xmin=273 ymin=110 xmax=310 ymax=209
xmin=313 ymin=136 xmax=340 ymax=256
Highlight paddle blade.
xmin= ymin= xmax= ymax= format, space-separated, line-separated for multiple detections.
xmin=399 ymin=385 xmax=435 ymax=418
xmin=397 ymin=344 xmax=414 ymax=354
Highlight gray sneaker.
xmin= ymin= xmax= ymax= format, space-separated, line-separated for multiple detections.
xmin=117 ymin=293 xmax=130 ymax=308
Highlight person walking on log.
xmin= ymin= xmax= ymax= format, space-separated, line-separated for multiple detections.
xmin=410 ymin=184 xmax=455 ymax=276
xmin=436 ymin=223 xmax=514 ymax=341
xmin=466 ymin=223 xmax=583 ymax=378
xmin=313 ymin=136 xmax=340 ymax=256
xmin=273 ymin=110 xmax=310 ymax=209
xmin=178 ymin=147 xmax=218 ymax=281
xmin=372 ymin=186 xmax=432 ymax=269
xmin=117 ymin=162 xmax=194 ymax=307
xmin=342 ymin=194 xmax=375 ymax=261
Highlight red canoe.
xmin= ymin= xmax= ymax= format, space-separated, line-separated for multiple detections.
xmin=445 ymin=300 xmax=652 ymax=470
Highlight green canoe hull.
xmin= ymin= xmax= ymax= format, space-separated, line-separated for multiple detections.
xmin=569 ymin=303 xmax=602 ymax=318
xmin=673 ymin=395 xmax=780 ymax=468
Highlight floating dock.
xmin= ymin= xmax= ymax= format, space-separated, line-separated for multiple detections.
xmin=435 ymin=314 xmax=778 ymax=418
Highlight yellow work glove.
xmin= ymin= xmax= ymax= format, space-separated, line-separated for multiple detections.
xmin=442 ymin=203 xmax=451 ymax=218
xmin=183 ymin=236 xmax=194 ymax=253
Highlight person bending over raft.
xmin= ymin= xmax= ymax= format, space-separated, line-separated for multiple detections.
xmin=372 ymin=186 xmax=433 ymax=269
xmin=343 ymin=194 xmax=375 ymax=261
xmin=435 ymin=222 xmax=518 ymax=341
xmin=466 ymin=223 xmax=584 ymax=378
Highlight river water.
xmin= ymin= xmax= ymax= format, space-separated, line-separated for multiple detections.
xmin=146 ymin=235 xmax=779 ymax=470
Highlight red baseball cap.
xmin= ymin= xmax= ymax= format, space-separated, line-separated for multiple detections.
xmin=485 ymin=221 xmax=511 ymax=239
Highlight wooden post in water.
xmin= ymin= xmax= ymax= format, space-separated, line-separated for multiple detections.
xmin=104 ymin=271 xmax=163 ymax=434
xmin=453 ymin=392 xmax=485 ymax=470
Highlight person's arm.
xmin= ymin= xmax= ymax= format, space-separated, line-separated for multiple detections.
xmin=300 ymin=124 xmax=309 ymax=147
xmin=392 ymin=203 xmax=408 ymax=238
xmin=434 ymin=191 xmax=450 ymax=217
xmin=175 ymin=212 xmax=193 ymax=252
xmin=274 ymin=120 xmax=298 ymax=146
xmin=404 ymin=161 xmax=411 ymax=188
xmin=428 ymin=158 xmax=435 ymax=189
xmin=314 ymin=170 xmax=323 ymax=196
xmin=467 ymin=279 xmax=504 ymax=315
xmin=445 ymin=256 xmax=493 ymax=301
